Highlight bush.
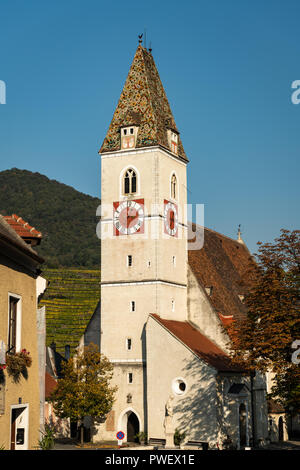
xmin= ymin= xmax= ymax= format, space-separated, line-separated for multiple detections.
xmin=173 ymin=428 xmax=186 ymax=446
xmin=38 ymin=424 xmax=55 ymax=450
xmin=135 ymin=432 xmax=147 ymax=444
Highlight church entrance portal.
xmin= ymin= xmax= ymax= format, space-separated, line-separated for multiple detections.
xmin=127 ymin=412 xmax=139 ymax=442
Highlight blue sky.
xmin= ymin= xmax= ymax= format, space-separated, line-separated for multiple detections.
xmin=0 ymin=0 xmax=299 ymax=253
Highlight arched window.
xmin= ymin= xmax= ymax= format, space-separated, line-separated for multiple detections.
xmin=124 ymin=168 xmax=137 ymax=195
xmin=171 ymin=173 xmax=177 ymax=199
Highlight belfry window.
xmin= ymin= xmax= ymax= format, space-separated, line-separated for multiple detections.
xmin=171 ymin=174 xmax=177 ymax=199
xmin=124 ymin=169 xmax=137 ymax=195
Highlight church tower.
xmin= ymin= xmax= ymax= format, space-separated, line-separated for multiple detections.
xmin=98 ymin=44 xmax=189 ymax=441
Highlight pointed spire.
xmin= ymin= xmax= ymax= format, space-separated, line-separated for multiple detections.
xmin=100 ymin=45 xmax=187 ymax=161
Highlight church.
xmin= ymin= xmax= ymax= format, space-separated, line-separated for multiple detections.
xmin=91 ymin=43 xmax=269 ymax=449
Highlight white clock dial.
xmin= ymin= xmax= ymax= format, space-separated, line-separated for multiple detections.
xmin=113 ymin=200 xmax=144 ymax=235
xmin=164 ymin=201 xmax=178 ymax=236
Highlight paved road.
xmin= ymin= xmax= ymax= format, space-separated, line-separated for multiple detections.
xmin=52 ymin=440 xmax=300 ymax=451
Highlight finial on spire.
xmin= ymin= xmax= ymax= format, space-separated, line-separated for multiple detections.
xmin=138 ymin=33 xmax=143 ymax=45
xmin=237 ymin=224 xmax=244 ymax=244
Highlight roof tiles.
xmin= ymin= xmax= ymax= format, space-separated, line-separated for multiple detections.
xmin=151 ymin=314 xmax=244 ymax=372
xmin=100 ymin=45 xmax=187 ymax=161
xmin=188 ymin=226 xmax=254 ymax=323
xmin=3 ymin=214 xmax=42 ymax=241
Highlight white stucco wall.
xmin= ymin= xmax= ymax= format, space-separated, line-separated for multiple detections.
xmin=187 ymin=266 xmax=229 ymax=351
xmin=146 ymin=315 xmax=220 ymax=445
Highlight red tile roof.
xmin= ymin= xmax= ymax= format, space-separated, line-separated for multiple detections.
xmin=45 ymin=371 xmax=57 ymax=399
xmin=150 ymin=314 xmax=244 ymax=372
xmin=188 ymin=225 xmax=255 ymax=323
xmin=0 ymin=215 xmax=44 ymax=264
xmin=3 ymin=214 xmax=42 ymax=242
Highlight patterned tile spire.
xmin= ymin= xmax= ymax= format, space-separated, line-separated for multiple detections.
xmin=99 ymin=45 xmax=188 ymax=161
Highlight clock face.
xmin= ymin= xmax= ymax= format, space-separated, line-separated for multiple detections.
xmin=113 ymin=199 xmax=144 ymax=236
xmin=164 ymin=199 xmax=178 ymax=237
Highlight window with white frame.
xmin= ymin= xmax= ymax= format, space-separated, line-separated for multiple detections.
xmin=8 ymin=295 xmax=21 ymax=353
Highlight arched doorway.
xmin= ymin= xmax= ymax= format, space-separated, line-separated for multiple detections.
xmin=127 ymin=412 xmax=139 ymax=442
xmin=239 ymin=403 xmax=247 ymax=447
xmin=278 ymin=416 xmax=284 ymax=441
xmin=118 ymin=408 xmax=141 ymax=443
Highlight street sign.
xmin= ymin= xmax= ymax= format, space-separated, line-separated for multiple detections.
xmin=116 ymin=431 xmax=125 ymax=440
xmin=116 ymin=430 xmax=125 ymax=445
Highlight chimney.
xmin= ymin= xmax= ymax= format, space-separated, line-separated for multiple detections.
xmin=65 ymin=345 xmax=70 ymax=361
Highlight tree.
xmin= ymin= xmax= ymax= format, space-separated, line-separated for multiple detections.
xmin=228 ymin=229 xmax=300 ymax=413
xmin=49 ymin=343 xmax=117 ymax=444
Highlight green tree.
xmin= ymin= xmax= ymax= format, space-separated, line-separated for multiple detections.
xmin=228 ymin=229 xmax=300 ymax=413
xmin=49 ymin=343 xmax=117 ymax=445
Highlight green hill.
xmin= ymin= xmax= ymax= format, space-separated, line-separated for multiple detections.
xmin=0 ymin=168 xmax=101 ymax=268
xmin=39 ymin=268 xmax=100 ymax=356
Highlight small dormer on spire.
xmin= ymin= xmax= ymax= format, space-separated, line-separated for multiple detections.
xmin=120 ymin=125 xmax=139 ymax=150
xmin=167 ymin=128 xmax=179 ymax=155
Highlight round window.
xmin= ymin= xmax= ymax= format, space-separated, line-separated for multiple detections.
xmin=172 ymin=378 xmax=187 ymax=396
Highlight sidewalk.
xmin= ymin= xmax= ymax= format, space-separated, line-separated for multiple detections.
xmin=262 ymin=440 xmax=300 ymax=451
xmin=52 ymin=439 xmax=300 ymax=451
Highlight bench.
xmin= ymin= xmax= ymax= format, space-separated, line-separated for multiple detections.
xmin=184 ymin=441 xmax=209 ymax=450
xmin=148 ymin=438 xmax=166 ymax=449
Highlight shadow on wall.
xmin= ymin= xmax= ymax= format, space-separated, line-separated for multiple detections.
xmin=46 ymin=416 xmax=70 ymax=439
xmin=173 ymin=354 xmax=221 ymax=446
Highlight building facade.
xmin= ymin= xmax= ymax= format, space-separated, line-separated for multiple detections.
xmin=94 ymin=44 xmax=269 ymax=448
xmin=0 ymin=215 xmax=46 ymax=450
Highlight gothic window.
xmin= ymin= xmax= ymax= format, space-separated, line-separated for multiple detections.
xmin=124 ymin=169 xmax=137 ymax=195
xmin=171 ymin=174 xmax=177 ymax=199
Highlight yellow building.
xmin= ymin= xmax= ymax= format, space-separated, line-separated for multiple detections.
xmin=0 ymin=214 xmax=46 ymax=450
